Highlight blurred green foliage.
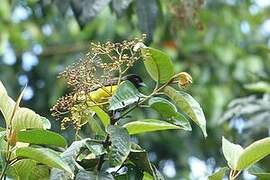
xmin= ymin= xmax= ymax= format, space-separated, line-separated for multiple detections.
xmin=0 ymin=0 xmax=270 ymax=179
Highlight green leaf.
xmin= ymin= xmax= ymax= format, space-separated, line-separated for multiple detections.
xmin=123 ymin=119 xmax=181 ymax=135
xmin=0 ymin=81 xmax=45 ymax=131
xmin=244 ymin=81 xmax=270 ymax=93
xmin=208 ymin=167 xmax=229 ymax=180
xmin=109 ymin=81 xmax=142 ymax=111
xmin=12 ymin=107 xmax=44 ymax=131
xmin=248 ymin=165 xmax=270 ymax=179
xmin=222 ymin=137 xmax=243 ymax=169
xmin=141 ymin=47 xmax=174 ymax=84
xmin=129 ymin=148 xmax=153 ymax=176
xmin=15 ymin=147 xmax=72 ymax=175
xmin=17 ymin=129 xmax=67 ymax=147
xmin=148 ymin=97 xmax=192 ymax=131
xmin=88 ymin=115 xmax=106 ymax=137
xmin=90 ymin=105 xmax=110 ymax=128
xmin=148 ymin=97 xmax=177 ymax=118
xmin=170 ymin=113 xmax=192 ymax=131
xmin=108 ymin=125 xmax=131 ymax=167
xmin=28 ymin=165 xmax=50 ymax=180
xmin=164 ymin=86 xmax=207 ymax=137
xmin=8 ymin=159 xmax=36 ymax=179
xmin=236 ymin=137 xmax=270 ymax=170
xmin=50 ymin=138 xmax=91 ymax=179
xmin=0 ymin=80 xmax=15 ymax=125
xmin=143 ymin=172 xmax=153 ymax=180
xmin=0 ymin=137 xmax=7 ymax=153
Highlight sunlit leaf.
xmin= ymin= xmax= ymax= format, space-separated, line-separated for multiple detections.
xmin=8 ymin=159 xmax=36 ymax=179
xmin=123 ymin=119 xmax=181 ymax=135
xmin=90 ymin=105 xmax=110 ymax=128
xmin=15 ymin=147 xmax=72 ymax=174
xmin=236 ymin=137 xmax=270 ymax=170
xmin=0 ymin=80 xmax=15 ymax=125
xmin=12 ymin=107 xmax=44 ymax=131
xmin=164 ymin=86 xmax=207 ymax=137
xmin=141 ymin=47 xmax=174 ymax=84
xmin=222 ymin=137 xmax=243 ymax=169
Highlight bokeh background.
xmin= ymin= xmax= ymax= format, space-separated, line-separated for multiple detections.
xmin=0 ymin=0 xmax=270 ymax=179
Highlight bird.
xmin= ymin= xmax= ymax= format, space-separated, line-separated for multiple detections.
xmin=85 ymin=74 xmax=146 ymax=105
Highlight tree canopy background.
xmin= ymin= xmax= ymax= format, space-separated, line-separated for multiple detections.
xmin=0 ymin=0 xmax=270 ymax=179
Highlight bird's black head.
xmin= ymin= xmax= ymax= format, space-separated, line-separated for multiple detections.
xmin=123 ymin=74 xmax=146 ymax=88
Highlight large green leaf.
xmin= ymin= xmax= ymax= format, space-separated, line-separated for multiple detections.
xmin=164 ymin=86 xmax=207 ymax=137
xmin=222 ymin=137 xmax=243 ymax=169
xmin=223 ymin=137 xmax=270 ymax=171
xmin=15 ymin=147 xmax=72 ymax=175
xmin=12 ymin=107 xmax=44 ymax=131
xmin=8 ymin=159 xmax=36 ymax=179
xmin=50 ymin=138 xmax=91 ymax=179
xmin=248 ymin=165 xmax=270 ymax=179
xmin=29 ymin=165 xmax=50 ymax=180
xmin=0 ymin=80 xmax=15 ymax=125
xmin=148 ymin=97 xmax=177 ymax=118
xmin=148 ymin=97 xmax=191 ymax=131
xmin=141 ymin=47 xmax=174 ymax=84
xmin=0 ymin=81 xmax=48 ymax=131
xmin=208 ymin=167 xmax=229 ymax=180
xmin=109 ymin=81 xmax=142 ymax=111
xmin=236 ymin=137 xmax=270 ymax=170
xmin=123 ymin=119 xmax=181 ymax=135
xmin=108 ymin=125 xmax=131 ymax=167
xmin=17 ymin=129 xmax=67 ymax=147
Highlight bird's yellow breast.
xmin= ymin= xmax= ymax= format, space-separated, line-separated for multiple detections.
xmin=88 ymin=85 xmax=118 ymax=103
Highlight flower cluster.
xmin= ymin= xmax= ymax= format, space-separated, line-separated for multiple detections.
xmin=51 ymin=36 xmax=146 ymax=131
